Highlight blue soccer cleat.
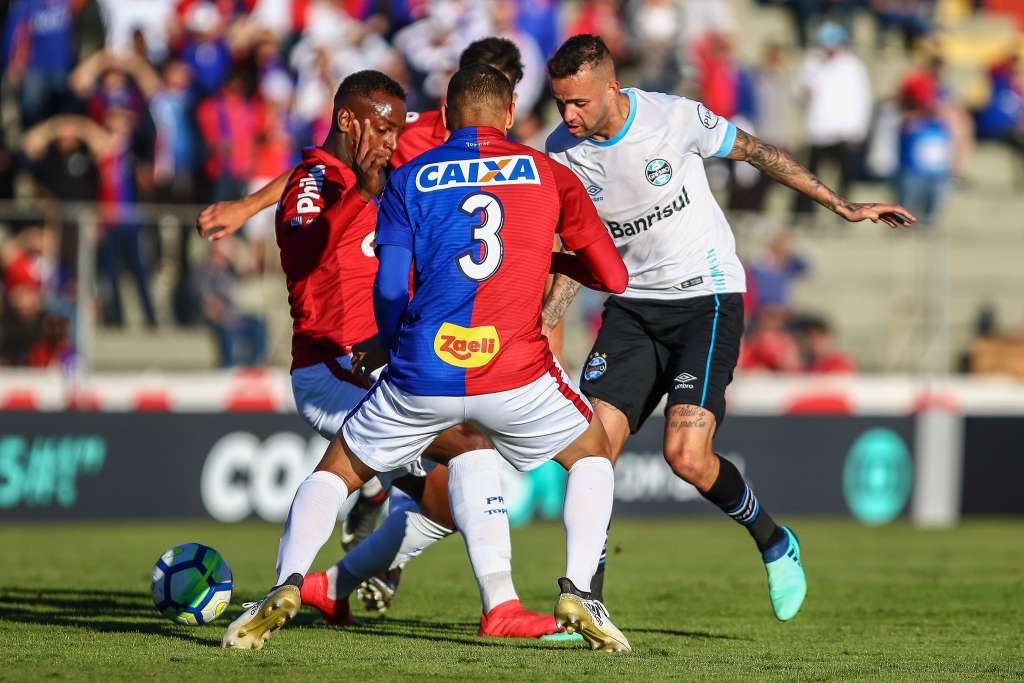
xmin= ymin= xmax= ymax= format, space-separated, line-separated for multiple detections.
xmin=540 ymin=630 xmax=585 ymax=642
xmin=762 ymin=527 xmax=806 ymax=622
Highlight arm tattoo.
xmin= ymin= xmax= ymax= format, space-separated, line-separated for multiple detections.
xmin=667 ymin=404 xmax=708 ymax=431
xmin=542 ymin=274 xmax=581 ymax=331
xmin=728 ymin=128 xmax=855 ymax=214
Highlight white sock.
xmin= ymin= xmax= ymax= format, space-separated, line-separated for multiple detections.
xmin=275 ymin=471 xmax=358 ymax=585
xmin=386 ymin=488 xmax=454 ymax=571
xmin=563 ymin=456 xmax=614 ymax=594
xmin=448 ymin=449 xmax=518 ymax=613
xmin=328 ymin=488 xmax=453 ymax=599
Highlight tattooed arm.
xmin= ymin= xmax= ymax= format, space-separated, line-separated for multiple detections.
xmin=541 ymin=273 xmax=581 ymax=336
xmin=726 ymin=128 xmax=916 ymax=228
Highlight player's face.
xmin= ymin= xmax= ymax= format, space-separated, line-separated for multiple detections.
xmin=343 ymin=93 xmax=408 ymax=160
xmin=550 ymin=69 xmax=617 ymax=138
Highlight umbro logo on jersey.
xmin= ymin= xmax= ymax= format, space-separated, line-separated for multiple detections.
xmin=415 ymin=155 xmax=540 ymax=192
xmin=434 ymin=322 xmax=501 ymax=368
xmin=674 ymin=373 xmax=698 ymax=390
xmin=586 ymin=184 xmax=604 ymax=202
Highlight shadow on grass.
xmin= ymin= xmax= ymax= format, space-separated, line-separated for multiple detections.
xmin=0 ymin=586 xmax=213 ymax=646
xmin=0 ymin=587 xmax=561 ymax=650
xmin=303 ymin=615 xmax=574 ymax=650
xmin=626 ymin=626 xmax=750 ymax=641
xmin=1 ymin=586 xmax=748 ymax=650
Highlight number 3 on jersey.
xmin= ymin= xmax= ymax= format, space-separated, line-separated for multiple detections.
xmin=457 ymin=192 xmax=504 ymax=281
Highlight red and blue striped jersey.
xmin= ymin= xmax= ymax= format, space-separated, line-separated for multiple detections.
xmin=375 ymin=126 xmax=607 ymax=396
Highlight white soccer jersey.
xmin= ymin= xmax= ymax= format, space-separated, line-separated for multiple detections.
xmin=546 ymin=88 xmax=746 ymax=300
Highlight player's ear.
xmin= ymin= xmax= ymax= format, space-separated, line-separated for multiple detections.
xmin=336 ymin=107 xmax=352 ymax=134
xmin=504 ymin=97 xmax=516 ymax=133
xmin=440 ymin=103 xmax=449 ymax=131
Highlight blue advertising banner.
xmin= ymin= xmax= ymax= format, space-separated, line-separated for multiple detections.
xmin=0 ymin=412 xmax=918 ymax=521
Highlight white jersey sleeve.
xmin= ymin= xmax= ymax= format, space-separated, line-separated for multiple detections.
xmin=674 ymin=98 xmax=738 ymax=159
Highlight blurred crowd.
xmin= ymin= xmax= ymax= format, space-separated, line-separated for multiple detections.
xmin=0 ymin=0 xmax=1022 ymax=372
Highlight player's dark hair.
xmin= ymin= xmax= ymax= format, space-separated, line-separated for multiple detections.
xmin=446 ymin=63 xmax=513 ymax=118
xmin=332 ymin=70 xmax=406 ymax=113
xmin=547 ymin=34 xmax=611 ymax=79
xmin=459 ymin=37 xmax=524 ymax=88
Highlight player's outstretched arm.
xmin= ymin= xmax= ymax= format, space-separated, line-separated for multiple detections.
xmin=195 ymin=171 xmax=290 ymax=241
xmin=726 ymin=128 xmax=916 ymax=229
xmin=550 ymin=237 xmax=627 ymax=294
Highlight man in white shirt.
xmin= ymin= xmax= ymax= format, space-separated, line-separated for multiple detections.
xmin=793 ymin=21 xmax=872 ymax=216
xmin=542 ymin=35 xmax=914 ymax=622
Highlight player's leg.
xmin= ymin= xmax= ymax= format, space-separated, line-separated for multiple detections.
xmin=290 ymin=357 xmax=390 ymax=549
xmin=578 ymin=297 xmax=668 ymax=603
xmin=348 ymin=467 xmax=454 ymax=613
xmin=304 ymin=485 xmax=451 ymax=622
xmin=290 ymin=356 xmax=431 ymax=614
xmin=301 ymin=418 xmax=559 ymax=637
xmin=660 ymin=293 xmax=806 ymax=621
xmin=222 ymin=433 xmax=377 ymax=649
xmin=433 ymin=425 xmax=562 ymax=637
xmin=472 ymin=364 xmax=629 ymax=652
xmin=310 ymin=464 xmax=458 ymax=617
xmin=224 ymin=378 xmax=450 ymax=650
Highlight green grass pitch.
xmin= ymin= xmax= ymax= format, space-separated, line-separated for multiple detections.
xmin=1 ymin=518 xmax=1022 ymax=681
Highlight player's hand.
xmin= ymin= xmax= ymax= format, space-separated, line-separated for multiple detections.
xmin=196 ymin=200 xmax=251 ymax=241
xmin=351 ymin=118 xmax=389 ymax=200
xmin=835 ymin=202 xmax=917 ymax=229
xmin=352 ymin=336 xmax=388 ymax=378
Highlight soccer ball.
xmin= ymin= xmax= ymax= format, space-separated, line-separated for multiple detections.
xmin=151 ymin=543 xmax=233 ymax=625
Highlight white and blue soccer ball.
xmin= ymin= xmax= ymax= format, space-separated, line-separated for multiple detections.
xmin=151 ymin=543 xmax=233 ymax=625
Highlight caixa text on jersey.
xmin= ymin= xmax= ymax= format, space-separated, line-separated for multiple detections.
xmin=605 ymin=186 xmax=691 ymax=239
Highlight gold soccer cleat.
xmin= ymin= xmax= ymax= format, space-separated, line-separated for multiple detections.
xmin=554 ymin=577 xmax=631 ymax=653
xmin=221 ymin=584 xmax=301 ymax=651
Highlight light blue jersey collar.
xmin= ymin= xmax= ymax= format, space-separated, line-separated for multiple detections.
xmin=588 ymin=89 xmax=637 ymax=148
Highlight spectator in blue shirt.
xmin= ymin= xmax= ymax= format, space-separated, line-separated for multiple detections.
xmin=180 ymin=2 xmax=232 ymax=97
xmin=897 ymin=73 xmax=952 ymax=224
xmin=747 ymin=231 xmax=809 ymax=319
xmin=3 ymin=0 xmax=77 ymax=127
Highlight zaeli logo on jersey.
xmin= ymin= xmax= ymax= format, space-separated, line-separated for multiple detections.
xmin=645 ymin=158 xmax=673 ymax=187
xmin=434 ymin=322 xmax=501 ymax=368
xmin=415 ymin=155 xmax=540 ymax=192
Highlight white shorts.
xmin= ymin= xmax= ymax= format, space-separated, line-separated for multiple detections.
xmin=291 ymin=354 xmax=378 ymax=440
xmin=341 ymin=363 xmax=593 ymax=473
xmin=291 ymin=355 xmax=424 ymax=481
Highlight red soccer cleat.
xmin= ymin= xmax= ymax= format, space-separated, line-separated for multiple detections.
xmin=300 ymin=572 xmax=357 ymax=626
xmin=478 ymin=599 xmax=563 ymax=638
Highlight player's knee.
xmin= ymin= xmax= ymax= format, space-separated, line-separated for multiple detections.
xmin=663 ymin=442 xmax=712 ymax=484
